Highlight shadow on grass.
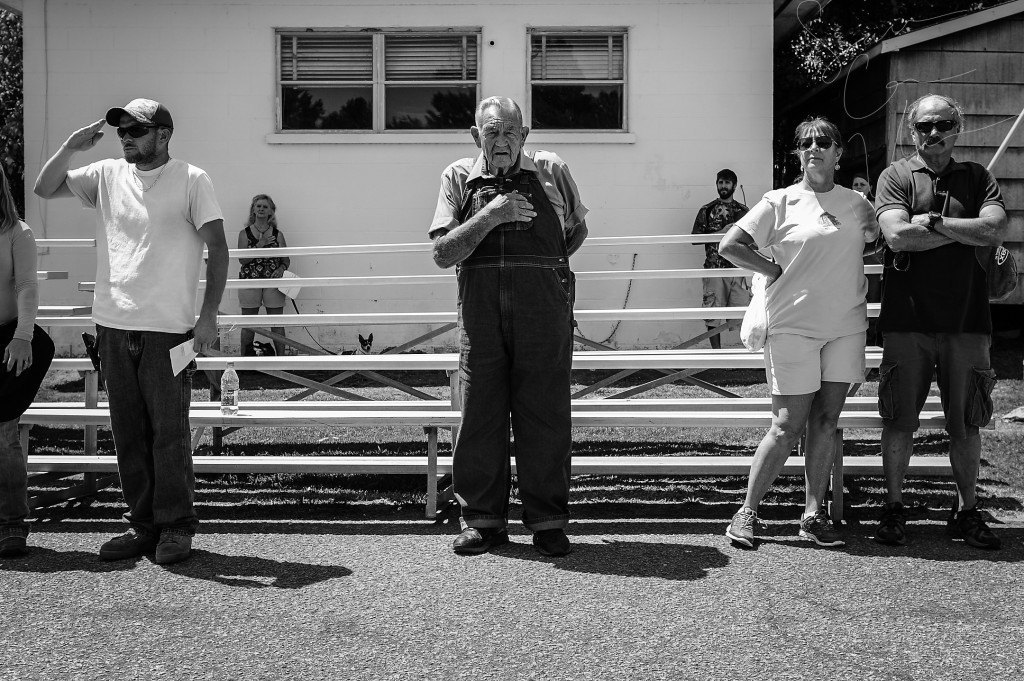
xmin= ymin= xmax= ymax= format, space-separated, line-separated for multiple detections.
xmin=160 ymin=549 xmax=352 ymax=588
xmin=492 ymin=538 xmax=730 ymax=581
xmin=839 ymin=525 xmax=1024 ymax=563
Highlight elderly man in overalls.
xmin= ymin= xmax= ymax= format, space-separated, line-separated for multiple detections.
xmin=430 ymin=97 xmax=589 ymax=556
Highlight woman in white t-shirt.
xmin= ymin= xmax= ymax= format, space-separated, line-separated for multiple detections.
xmin=237 ymin=194 xmax=290 ymax=356
xmin=719 ymin=116 xmax=879 ymax=549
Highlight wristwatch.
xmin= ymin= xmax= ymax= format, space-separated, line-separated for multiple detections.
xmin=926 ymin=211 xmax=942 ymax=230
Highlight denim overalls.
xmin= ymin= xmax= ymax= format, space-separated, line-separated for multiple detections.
xmin=453 ymin=169 xmax=575 ymax=531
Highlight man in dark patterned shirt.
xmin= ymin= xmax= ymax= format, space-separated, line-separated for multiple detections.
xmin=691 ymin=169 xmax=749 ymax=348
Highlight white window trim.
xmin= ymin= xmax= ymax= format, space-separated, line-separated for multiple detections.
xmin=526 ymin=26 xmax=629 ymax=133
xmin=275 ymin=27 xmax=482 ymax=134
xmin=264 ymin=131 xmax=636 ymax=145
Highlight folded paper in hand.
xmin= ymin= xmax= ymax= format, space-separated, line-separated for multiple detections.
xmin=277 ymin=270 xmax=302 ymax=299
xmin=169 ymin=339 xmax=197 ymax=376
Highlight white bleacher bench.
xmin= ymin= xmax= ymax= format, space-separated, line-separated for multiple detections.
xmin=29 ymin=233 xmax=899 ymax=520
xmin=21 ymin=395 xmax=955 ymax=520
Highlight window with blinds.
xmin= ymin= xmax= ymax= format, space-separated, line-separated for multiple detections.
xmin=277 ymin=29 xmax=479 ymax=132
xmin=529 ymin=30 xmax=626 ymax=130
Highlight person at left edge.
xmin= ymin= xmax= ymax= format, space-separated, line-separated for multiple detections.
xmin=34 ymin=98 xmax=228 ymax=565
xmin=430 ymin=96 xmax=588 ymax=557
xmin=1 ymin=166 xmax=55 ymax=558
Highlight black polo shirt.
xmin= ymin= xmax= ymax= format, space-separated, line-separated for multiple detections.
xmin=874 ymin=155 xmax=1003 ymax=333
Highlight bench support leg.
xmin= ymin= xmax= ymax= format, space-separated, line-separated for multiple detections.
xmin=84 ymin=370 xmax=99 ymax=456
xmin=830 ymin=428 xmax=844 ymax=522
xmin=426 ymin=427 xmax=438 ymax=519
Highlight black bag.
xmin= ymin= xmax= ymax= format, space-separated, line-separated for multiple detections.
xmin=976 ymin=245 xmax=1018 ymax=303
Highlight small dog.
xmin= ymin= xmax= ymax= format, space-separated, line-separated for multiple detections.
xmin=342 ymin=333 xmax=374 ymax=355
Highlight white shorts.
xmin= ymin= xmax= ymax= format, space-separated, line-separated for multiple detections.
xmin=764 ymin=331 xmax=866 ymax=396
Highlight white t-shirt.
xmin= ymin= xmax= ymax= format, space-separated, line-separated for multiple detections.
xmin=66 ymin=158 xmax=223 ymax=333
xmin=737 ymin=185 xmax=876 ymax=339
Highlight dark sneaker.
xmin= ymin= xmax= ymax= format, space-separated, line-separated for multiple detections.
xmin=799 ymin=510 xmax=845 ymax=547
xmin=0 ymin=534 xmax=29 ymax=558
xmin=875 ymin=501 xmax=908 ymax=546
xmin=155 ymin=532 xmax=193 ymax=565
xmin=533 ymin=529 xmax=572 ymax=557
xmin=100 ymin=529 xmax=157 ymax=560
xmin=452 ymin=527 xmax=510 ymax=555
xmin=948 ymin=504 xmax=1001 ymax=550
xmin=726 ymin=507 xmax=761 ymax=548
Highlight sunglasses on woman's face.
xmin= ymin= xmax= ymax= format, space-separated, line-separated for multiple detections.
xmin=797 ymin=136 xmax=834 ymax=150
xmin=115 ymin=124 xmax=158 ymax=139
xmin=913 ymin=119 xmax=957 ymax=135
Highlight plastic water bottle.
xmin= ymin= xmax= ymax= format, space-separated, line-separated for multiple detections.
xmin=220 ymin=362 xmax=239 ymax=416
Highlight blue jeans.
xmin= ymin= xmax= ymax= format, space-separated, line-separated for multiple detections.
xmin=0 ymin=419 xmax=29 ymax=536
xmin=96 ymin=325 xmax=198 ymax=536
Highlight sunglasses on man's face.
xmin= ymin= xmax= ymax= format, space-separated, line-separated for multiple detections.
xmin=115 ymin=124 xmax=158 ymax=139
xmin=797 ymin=136 xmax=834 ymax=150
xmin=913 ymin=119 xmax=957 ymax=135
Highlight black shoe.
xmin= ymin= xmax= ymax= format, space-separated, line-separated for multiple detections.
xmin=533 ymin=529 xmax=572 ymax=557
xmin=948 ymin=503 xmax=1001 ymax=550
xmin=0 ymin=534 xmax=29 ymax=558
xmin=452 ymin=527 xmax=509 ymax=555
xmin=99 ymin=529 xmax=158 ymax=561
xmin=875 ymin=501 xmax=907 ymax=546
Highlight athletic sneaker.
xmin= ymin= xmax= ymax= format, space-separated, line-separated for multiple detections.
xmin=948 ymin=503 xmax=1001 ymax=550
xmin=726 ymin=507 xmax=762 ymax=548
xmin=874 ymin=501 xmax=908 ymax=546
xmin=799 ymin=510 xmax=845 ymax=547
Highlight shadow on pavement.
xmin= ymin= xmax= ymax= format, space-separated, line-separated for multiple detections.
xmin=493 ymin=538 xmax=730 ymax=581
xmin=0 ymin=547 xmax=140 ymax=573
xmin=160 ymin=549 xmax=352 ymax=589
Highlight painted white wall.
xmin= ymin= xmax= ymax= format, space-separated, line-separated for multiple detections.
xmin=23 ymin=0 xmax=772 ymax=352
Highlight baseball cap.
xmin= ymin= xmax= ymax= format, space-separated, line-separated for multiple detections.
xmin=105 ymin=98 xmax=174 ymax=128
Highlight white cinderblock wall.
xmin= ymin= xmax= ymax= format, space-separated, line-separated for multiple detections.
xmin=22 ymin=0 xmax=773 ymax=353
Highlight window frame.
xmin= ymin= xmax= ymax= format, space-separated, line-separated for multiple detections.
xmin=276 ymin=27 xmax=482 ymax=133
xmin=526 ymin=27 xmax=629 ymax=133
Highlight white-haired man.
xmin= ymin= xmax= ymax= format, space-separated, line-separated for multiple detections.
xmin=430 ymin=96 xmax=588 ymax=556
xmin=874 ymin=93 xmax=1006 ymax=549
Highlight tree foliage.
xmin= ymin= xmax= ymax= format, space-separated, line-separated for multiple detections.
xmin=773 ymin=0 xmax=1008 ymax=186
xmin=778 ymin=1 xmax=1006 ymax=102
xmin=0 ymin=9 xmax=23 ymax=215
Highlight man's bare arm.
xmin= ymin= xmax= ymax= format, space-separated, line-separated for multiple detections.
xmin=34 ymin=119 xmax=106 ymax=199
xmin=934 ymin=204 xmax=1007 ymax=247
xmin=194 ymin=219 xmax=228 ymax=354
xmin=878 ymin=208 xmax=955 ymax=252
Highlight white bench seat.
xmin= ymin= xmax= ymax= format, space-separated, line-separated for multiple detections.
xmin=45 ymin=348 xmax=884 ymax=372
xmin=20 ymin=406 xmax=949 ymax=430
xmin=26 ymin=454 xmax=951 ymax=477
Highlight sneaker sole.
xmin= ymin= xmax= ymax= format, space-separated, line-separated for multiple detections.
xmin=959 ymin=534 xmax=1002 ymax=550
xmin=799 ymin=530 xmax=845 ymax=547
xmin=155 ymin=549 xmax=192 ymax=565
xmin=725 ymin=526 xmax=754 ymax=548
